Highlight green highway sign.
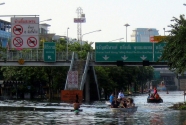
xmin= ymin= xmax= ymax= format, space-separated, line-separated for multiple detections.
xmin=154 ymin=42 xmax=166 ymax=61
xmin=95 ymin=42 xmax=166 ymax=62
xmin=153 ymin=71 xmax=160 ymax=80
xmin=44 ymin=42 xmax=56 ymax=62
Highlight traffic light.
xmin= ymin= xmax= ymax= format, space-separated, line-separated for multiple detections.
xmin=117 ymin=60 xmax=123 ymax=66
xmin=143 ymin=60 xmax=150 ymax=66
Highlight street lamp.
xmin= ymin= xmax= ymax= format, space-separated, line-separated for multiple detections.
xmin=109 ymin=38 xmax=124 ymax=42
xmin=0 ymin=2 xmax=5 ymax=5
xmin=124 ymin=23 xmax=130 ymax=42
xmin=148 ymin=28 xmax=152 ymax=42
xmin=81 ymin=29 xmax=101 ymax=50
xmin=148 ymin=28 xmax=154 ymax=61
xmin=67 ymin=27 xmax=69 ymax=60
xmin=163 ymin=28 xmax=165 ymax=36
xmin=40 ymin=19 xmax=52 ymax=22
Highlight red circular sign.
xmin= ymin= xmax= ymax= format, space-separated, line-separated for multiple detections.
xmin=13 ymin=37 xmax=23 ymax=47
xmin=13 ymin=25 xmax=23 ymax=35
xmin=27 ymin=37 xmax=37 ymax=47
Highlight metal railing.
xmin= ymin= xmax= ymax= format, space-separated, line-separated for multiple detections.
xmin=0 ymin=49 xmax=73 ymax=61
xmin=80 ymin=52 xmax=90 ymax=90
xmin=92 ymin=66 xmax=100 ymax=100
xmin=64 ymin=52 xmax=75 ymax=90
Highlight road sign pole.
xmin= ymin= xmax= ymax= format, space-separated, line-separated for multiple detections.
xmin=153 ymin=42 xmax=154 ymax=61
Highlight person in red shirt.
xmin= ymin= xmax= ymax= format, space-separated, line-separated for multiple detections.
xmin=154 ymin=87 xmax=157 ymax=96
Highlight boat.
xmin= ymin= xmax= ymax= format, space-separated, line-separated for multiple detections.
xmin=111 ymin=106 xmax=138 ymax=112
xmin=147 ymin=98 xmax=163 ymax=103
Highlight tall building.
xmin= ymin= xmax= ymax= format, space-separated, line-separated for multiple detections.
xmin=131 ymin=28 xmax=159 ymax=42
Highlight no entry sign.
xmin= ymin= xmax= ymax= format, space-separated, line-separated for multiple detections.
xmin=11 ymin=17 xmax=39 ymax=48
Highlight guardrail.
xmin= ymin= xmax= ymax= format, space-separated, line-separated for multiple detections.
xmin=80 ymin=52 xmax=90 ymax=90
xmin=64 ymin=52 xmax=75 ymax=90
xmin=0 ymin=49 xmax=73 ymax=61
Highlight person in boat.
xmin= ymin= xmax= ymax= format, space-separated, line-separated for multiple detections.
xmin=109 ymin=93 xmax=114 ymax=103
xmin=118 ymin=98 xmax=127 ymax=108
xmin=111 ymin=97 xmax=120 ymax=108
xmin=154 ymin=87 xmax=157 ymax=96
xmin=126 ymin=98 xmax=135 ymax=108
xmin=73 ymin=94 xmax=81 ymax=110
xmin=118 ymin=90 xmax=124 ymax=99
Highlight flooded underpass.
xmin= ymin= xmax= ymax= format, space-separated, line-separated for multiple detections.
xmin=0 ymin=91 xmax=185 ymax=125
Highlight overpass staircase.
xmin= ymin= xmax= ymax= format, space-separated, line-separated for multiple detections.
xmin=64 ymin=52 xmax=100 ymax=100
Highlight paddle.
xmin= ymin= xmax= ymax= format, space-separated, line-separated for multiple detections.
xmin=70 ymin=109 xmax=83 ymax=112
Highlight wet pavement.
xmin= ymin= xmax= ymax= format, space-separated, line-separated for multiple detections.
xmin=0 ymin=91 xmax=185 ymax=125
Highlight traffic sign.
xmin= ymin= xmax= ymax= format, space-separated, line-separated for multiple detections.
xmin=67 ymin=71 xmax=78 ymax=89
xmin=11 ymin=17 xmax=39 ymax=48
xmin=13 ymin=37 xmax=23 ymax=47
xmin=153 ymin=71 xmax=160 ymax=80
xmin=95 ymin=42 xmax=166 ymax=62
xmin=154 ymin=42 xmax=166 ymax=61
xmin=27 ymin=37 xmax=37 ymax=47
xmin=13 ymin=25 xmax=23 ymax=35
xmin=153 ymin=36 xmax=166 ymax=42
xmin=44 ymin=42 xmax=56 ymax=62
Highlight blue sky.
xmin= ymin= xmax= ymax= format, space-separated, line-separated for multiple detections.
xmin=0 ymin=0 xmax=186 ymax=44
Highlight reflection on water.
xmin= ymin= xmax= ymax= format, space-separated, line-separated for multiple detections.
xmin=0 ymin=91 xmax=185 ymax=124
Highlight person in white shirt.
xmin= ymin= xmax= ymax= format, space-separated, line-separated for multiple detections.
xmin=118 ymin=90 xmax=124 ymax=99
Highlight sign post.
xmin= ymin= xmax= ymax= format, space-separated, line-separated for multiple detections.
xmin=44 ymin=42 xmax=56 ymax=62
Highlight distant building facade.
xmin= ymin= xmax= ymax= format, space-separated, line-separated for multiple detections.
xmin=0 ymin=19 xmax=11 ymax=48
xmin=131 ymin=28 xmax=159 ymax=42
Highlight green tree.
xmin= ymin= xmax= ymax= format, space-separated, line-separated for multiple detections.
xmin=160 ymin=14 xmax=186 ymax=74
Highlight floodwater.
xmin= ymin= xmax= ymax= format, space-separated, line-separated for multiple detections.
xmin=0 ymin=91 xmax=185 ymax=125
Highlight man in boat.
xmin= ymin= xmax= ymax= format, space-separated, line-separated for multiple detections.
xmin=153 ymin=87 xmax=157 ymax=96
xmin=118 ymin=90 xmax=124 ymax=99
xmin=111 ymin=97 xmax=120 ymax=108
xmin=109 ymin=93 xmax=114 ymax=103
xmin=73 ymin=94 xmax=81 ymax=110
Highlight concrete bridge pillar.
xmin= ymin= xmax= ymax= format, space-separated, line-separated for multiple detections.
xmin=85 ymin=69 xmax=90 ymax=103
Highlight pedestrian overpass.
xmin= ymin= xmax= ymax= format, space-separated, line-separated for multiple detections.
xmin=0 ymin=49 xmax=169 ymax=102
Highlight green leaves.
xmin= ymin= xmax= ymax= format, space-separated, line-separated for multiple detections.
xmin=160 ymin=14 xmax=186 ymax=74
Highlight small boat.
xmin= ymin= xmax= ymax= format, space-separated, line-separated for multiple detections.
xmin=111 ymin=106 xmax=138 ymax=112
xmin=147 ymin=98 xmax=163 ymax=103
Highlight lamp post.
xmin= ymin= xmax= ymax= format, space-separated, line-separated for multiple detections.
xmin=124 ymin=23 xmax=130 ymax=42
xmin=148 ymin=28 xmax=152 ymax=42
xmin=109 ymin=38 xmax=124 ymax=42
xmin=163 ymin=28 xmax=165 ymax=36
xmin=0 ymin=2 xmax=5 ymax=5
xmin=40 ymin=19 xmax=52 ymax=23
xmin=148 ymin=28 xmax=154 ymax=61
xmin=81 ymin=29 xmax=101 ymax=50
xmin=67 ymin=27 xmax=69 ymax=60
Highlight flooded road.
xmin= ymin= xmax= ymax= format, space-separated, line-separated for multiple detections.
xmin=0 ymin=91 xmax=185 ymax=125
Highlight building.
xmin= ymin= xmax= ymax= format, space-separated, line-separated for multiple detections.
xmin=0 ymin=19 xmax=11 ymax=47
xmin=39 ymin=23 xmax=55 ymax=42
xmin=131 ymin=28 xmax=159 ymax=42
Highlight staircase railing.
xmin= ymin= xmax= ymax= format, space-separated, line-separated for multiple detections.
xmin=64 ymin=52 xmax=75 ymax=90
xmin=80 ymin=52 xmax=90 ymax=90
xmin=92 ymin=66 xmax=100 ymax=100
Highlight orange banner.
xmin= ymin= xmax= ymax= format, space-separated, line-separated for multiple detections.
xmin=61 ymin=90 xmax=83 ymax=103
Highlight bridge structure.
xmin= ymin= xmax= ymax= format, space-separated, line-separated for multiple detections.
xmin=0 ymin=47 xmax=170 ymax=102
